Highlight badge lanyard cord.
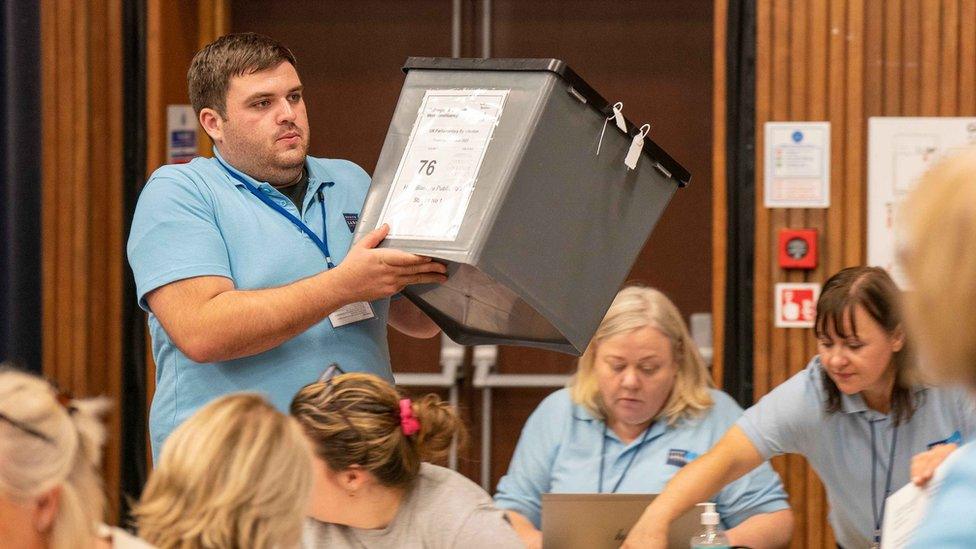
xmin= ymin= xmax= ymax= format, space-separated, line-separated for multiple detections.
xmin=216 ymin=156 xmax=335 ymax=268
xmin=598 ymin=423 xmax=654 ymax=494
xmin=870 ymin=417 xmax=899 ymax=548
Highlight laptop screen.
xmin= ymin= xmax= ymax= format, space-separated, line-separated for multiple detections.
xmin=541 ymin=493 xmax=703 ymax=549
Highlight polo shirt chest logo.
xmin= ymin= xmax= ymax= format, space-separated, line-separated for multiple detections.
xmin=926 ymin=429 xmax=962 ymax=449
xmin=666 ymin=448 xmax=699 ymax=467
xmin=343 ymin=213 xmax=359 ymax=232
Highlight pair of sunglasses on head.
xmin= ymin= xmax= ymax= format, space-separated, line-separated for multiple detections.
xmin=0 ymin=384 xmax=74 ymax=445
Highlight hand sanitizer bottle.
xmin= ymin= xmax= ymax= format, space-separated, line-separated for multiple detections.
xmin=690 ymin=502 xmax=731 ymax=548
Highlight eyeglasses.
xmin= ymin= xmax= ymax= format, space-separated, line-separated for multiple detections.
xmin=0 ymin=379 xmax=74 ymax=445
xmin=318 ymin=362 xmax=345 ymax=384
xmin=314 ymin=363 xmax=373 ymax=462
xmin=0 ymin=410 xmax=54 ymax=444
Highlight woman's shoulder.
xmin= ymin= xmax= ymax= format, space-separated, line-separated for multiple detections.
xmin=702 ymin=358 xmax=825 ymax=418
xmin=705 ymin=388 xmax=744 ymax=414
xmin=947 ymin=442 xmax=976 ymax=479
xmin=528 ymin=387 xmax=582 ymax=422
xmin=919 ymin=383 xmax=974 ymax=408
xmin=412 ymin=464 xmax=499 ymax=519
xmin=742 ymin=356 xmax=828 ymax=423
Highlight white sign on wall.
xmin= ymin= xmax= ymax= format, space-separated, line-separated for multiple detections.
xmin=166 ymin=105 xmax=197 ymax=164
xmin=774 ymin=282 xmax=820 ymax=328
xmin=867 ymin=117 xmax=976 ymax=286
xmin=764 ymin=121 xmax=831 ymax=208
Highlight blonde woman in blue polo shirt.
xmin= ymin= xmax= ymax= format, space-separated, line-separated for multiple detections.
xmin=624 ymin=266 xmax=976 ymax=549
xmin=494 ymin=286 xmax=793 ymax=549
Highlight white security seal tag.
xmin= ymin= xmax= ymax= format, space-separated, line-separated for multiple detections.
xmin=596 ymin=101 xmax=626 ymax=156
xmin=624 ymin=123 xmax=651 ymax=170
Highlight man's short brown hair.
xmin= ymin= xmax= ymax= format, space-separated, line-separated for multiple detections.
xmin=187 ymin=32 xmax=298 ymax=117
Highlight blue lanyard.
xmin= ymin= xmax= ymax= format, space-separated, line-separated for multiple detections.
xmin=869 ymin=417 xmax=899 ymax=548
xmin=216 ymin=157 xmax=335 ymax=268
xmin=598 ymin=423 xmax=657 ymax=494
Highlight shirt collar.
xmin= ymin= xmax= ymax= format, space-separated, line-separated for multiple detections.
xmin=830 ymin=373 xmax=929 ymax=417
xmin=213 ymin=147 xmax=331 ymax=193
xmin=838 ymin=391 xmax=870 ymax=415
xmin=571 ymin=400 xmax=669 ymax=445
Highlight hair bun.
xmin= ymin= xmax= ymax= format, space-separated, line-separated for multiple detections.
xmin=409 ymin=394 xmax=464 ymax=463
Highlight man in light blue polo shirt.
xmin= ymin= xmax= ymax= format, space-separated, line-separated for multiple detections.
xmin=127 ymin=33 xmax=447 ymax=459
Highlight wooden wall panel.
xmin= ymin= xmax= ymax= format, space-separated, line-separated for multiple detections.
xmin=712 ymin=0 xmax=976 ymax=547
xmin=40 ymin=0 xmax=125 ymax=519
xmin=712 ymin=1 xmax=728 ymax=385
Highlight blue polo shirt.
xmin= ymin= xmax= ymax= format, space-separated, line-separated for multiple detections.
xmin=494 ymin=387 xmax=790 ymax=529
xmin=127 ymin=149 xmax=391 ymax=459
xmin=738 ymin=357 xmax=976 ymax=549
xmin=909 ymin=440 xmax=976 ymax=548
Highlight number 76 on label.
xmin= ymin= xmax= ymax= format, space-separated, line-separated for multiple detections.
xmin=418 ymin=159 xmax=437 ymax=176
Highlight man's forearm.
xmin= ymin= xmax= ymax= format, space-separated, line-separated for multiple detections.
xmin=169 ymin=270 xmax=351 ymax=363
xmin=151 ymin=226 xmax=450 ymax=363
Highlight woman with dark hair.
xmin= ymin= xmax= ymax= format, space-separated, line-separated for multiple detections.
xmin=623 ymin=266 xmax=976 ymax=549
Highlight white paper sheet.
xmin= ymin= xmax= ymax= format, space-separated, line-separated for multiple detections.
xmin=377 ymin=89 xmax=509 ymax=241
xmin=764 ymin=121 xmax=831 ymax=208
xmin=881 ymin=445 xmax=964 ymax=548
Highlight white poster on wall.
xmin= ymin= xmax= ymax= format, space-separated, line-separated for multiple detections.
xmin=166 ymin=105 xmax=197 ymax=164
xmin=764 ymin=121 xmax=831 ymax=208
xmin=377 ymin=89 xmax=509 ymax=241
xmin=867 ymin=117 xmax=976 ymax=286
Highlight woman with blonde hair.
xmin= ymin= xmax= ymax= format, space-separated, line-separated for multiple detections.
xmin=900 ymin=147 xmax=976 ymax=547
xmin=292 ymin=370 xmax=522 ymax=548
xmin=0 ymin=366 xmax=149 ymax=548
xmin=494 ymin=286 xmax=792 ymax=549
xmin=132 ymin=393 xmax=312 ymax=549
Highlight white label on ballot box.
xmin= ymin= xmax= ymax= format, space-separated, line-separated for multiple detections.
xmin=378 ymin=88 xmax=509 ymax=241
xmin=329 ymin=301 xmax=374 ymax=328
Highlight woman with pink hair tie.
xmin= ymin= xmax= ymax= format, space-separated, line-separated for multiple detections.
xmin=291 ymin=368 xmax=523 ymax=549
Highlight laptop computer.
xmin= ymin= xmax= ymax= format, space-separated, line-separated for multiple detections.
xmin=541 ymin=493 xmax=703 ymax=549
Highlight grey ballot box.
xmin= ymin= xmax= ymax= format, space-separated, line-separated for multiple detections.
xmin=355 ymin=58 xmax=690 ymax=355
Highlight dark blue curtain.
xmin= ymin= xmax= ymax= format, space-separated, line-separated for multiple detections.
xmin=121 ymin=0 xmax=149 ymax=521
xmin=1 ymin=0 xmax=149 ymax=521
xmin=722 ymin=0 xmax=757 ymax=407
xmin=0 ymin=0 xmax=42 ymax=373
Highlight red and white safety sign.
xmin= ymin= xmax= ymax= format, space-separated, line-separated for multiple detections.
xmin=774 ymin=282 xmax=820 ymax=328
